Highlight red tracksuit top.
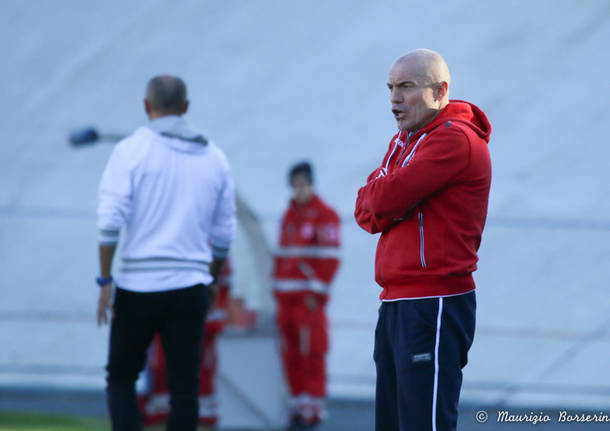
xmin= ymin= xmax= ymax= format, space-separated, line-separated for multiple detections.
xmin=355 ymin=100 xmax=492 ymax=300
xmin=273 ymin=194 xmax=341 ymax=305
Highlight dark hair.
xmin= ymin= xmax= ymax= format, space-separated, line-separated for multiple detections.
xmin=289 ymin=161 xmax=313 ymax=185
xmin=145 ymin=75 xmax=188 ymax=114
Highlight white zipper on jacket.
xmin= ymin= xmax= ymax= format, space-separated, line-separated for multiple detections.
xmin=418 ymin=211 xmax=427 ymax=268
xmin=383 ymin=131 xmax=403 ymax=172
xmin=402 ymin=133 xmax=427 ymax=167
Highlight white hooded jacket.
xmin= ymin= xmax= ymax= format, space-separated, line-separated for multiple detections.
xmin=97 ymin=116 xmax=236 ymax=292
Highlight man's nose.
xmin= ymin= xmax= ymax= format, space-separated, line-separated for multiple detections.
xmin=390 ymin=88 xmax=402 ymax=104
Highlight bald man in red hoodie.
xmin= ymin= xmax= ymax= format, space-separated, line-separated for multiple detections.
xmin=355 ymin=49 xmax=491 ymax=431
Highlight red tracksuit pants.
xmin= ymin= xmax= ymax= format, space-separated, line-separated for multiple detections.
xmin=277 ymin=300 xmax=328 ymax=399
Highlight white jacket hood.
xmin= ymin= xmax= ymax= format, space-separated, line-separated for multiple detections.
xmin=146 ymin=115 xmax=208 ymax=153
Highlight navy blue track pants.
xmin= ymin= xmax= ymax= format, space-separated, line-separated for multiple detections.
xmin=374 ymin=292 xmax=475 ymax=431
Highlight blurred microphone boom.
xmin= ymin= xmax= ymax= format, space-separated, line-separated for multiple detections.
xmin=68 ymin=127 xmax=125 ymax=147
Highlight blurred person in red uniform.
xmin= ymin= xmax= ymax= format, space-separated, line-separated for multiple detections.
xmin=273 ymin=161 xmax=341 ymax=430
xmin=138 ymin=259 xmax=233 ymax=429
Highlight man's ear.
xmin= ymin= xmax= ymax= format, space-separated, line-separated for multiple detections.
xmin=436 ymin=81 xmax=449 ymax=101
xmin=144 ymin=99 xmax=151 ymax=116
xmin=181 ymin=100 xmax=190 ymax=115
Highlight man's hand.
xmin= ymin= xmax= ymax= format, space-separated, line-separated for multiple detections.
xmin=207 ymin=256 xmax=226 ymax=312
xmin=97 ymin=284 xmax=113 ymax=326
xmin=208 ymin=282 xmax=219 ymax=311
xmin=97 ymin=243 xmax=116 ymax=326
xmin=305 ymin=293 xmax=319 ymax=311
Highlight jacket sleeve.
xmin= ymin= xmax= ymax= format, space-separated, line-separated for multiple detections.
xmin=310 ymin=209 xmax=341 ymax=284
xmin=272 ymin=213 xmax=287 ymax=279
xmin=209 ymin=161 xmax=237 ymax=259
xmin=358 ymin=128 xmax=470 ymax=219
xmin=355 ymin=166 xmax=401 ymax=234
xmin=97 ymin=141 xmax=137 ymax=245
xmin=354 ymin=139 xmax=402 ymax=234
xmin=354 ymin=168 xmax=398 ymax=233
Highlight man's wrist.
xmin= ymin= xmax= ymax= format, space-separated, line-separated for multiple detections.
xmin=96 ymin=275 xmax=113 ymax=287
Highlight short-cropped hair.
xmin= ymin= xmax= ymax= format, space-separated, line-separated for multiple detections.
xmin=146 ymin=75 xmax=187 ymax=114
xmin=289 ymin=161 xmax=313 ymax=185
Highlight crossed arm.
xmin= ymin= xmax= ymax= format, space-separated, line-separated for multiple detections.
xmin=354 ymin=129 xmax=470 ymax=233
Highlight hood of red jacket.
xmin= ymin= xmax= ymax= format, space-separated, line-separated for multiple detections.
xmin=421 ymin=100 xmax=491 ymax=143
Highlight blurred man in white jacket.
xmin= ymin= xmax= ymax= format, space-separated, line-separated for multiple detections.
xmin=96 ymin=75 xmax=236 ymax=431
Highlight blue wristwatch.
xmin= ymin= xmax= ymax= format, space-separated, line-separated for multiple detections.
xmin=96 ymin=275 xmax=113 ymax=287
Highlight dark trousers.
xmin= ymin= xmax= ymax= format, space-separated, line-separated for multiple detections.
xmin=106 ymin=284 xmax=208 ymax=431
xmin=374 ymin=292 xmax=475 ymax=431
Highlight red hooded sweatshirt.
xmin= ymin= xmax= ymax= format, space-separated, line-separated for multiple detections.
xmin=354 ymin=100 xmax=491 ymax=300
xmin=273 ymin=194 xmax=341 ymax=306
